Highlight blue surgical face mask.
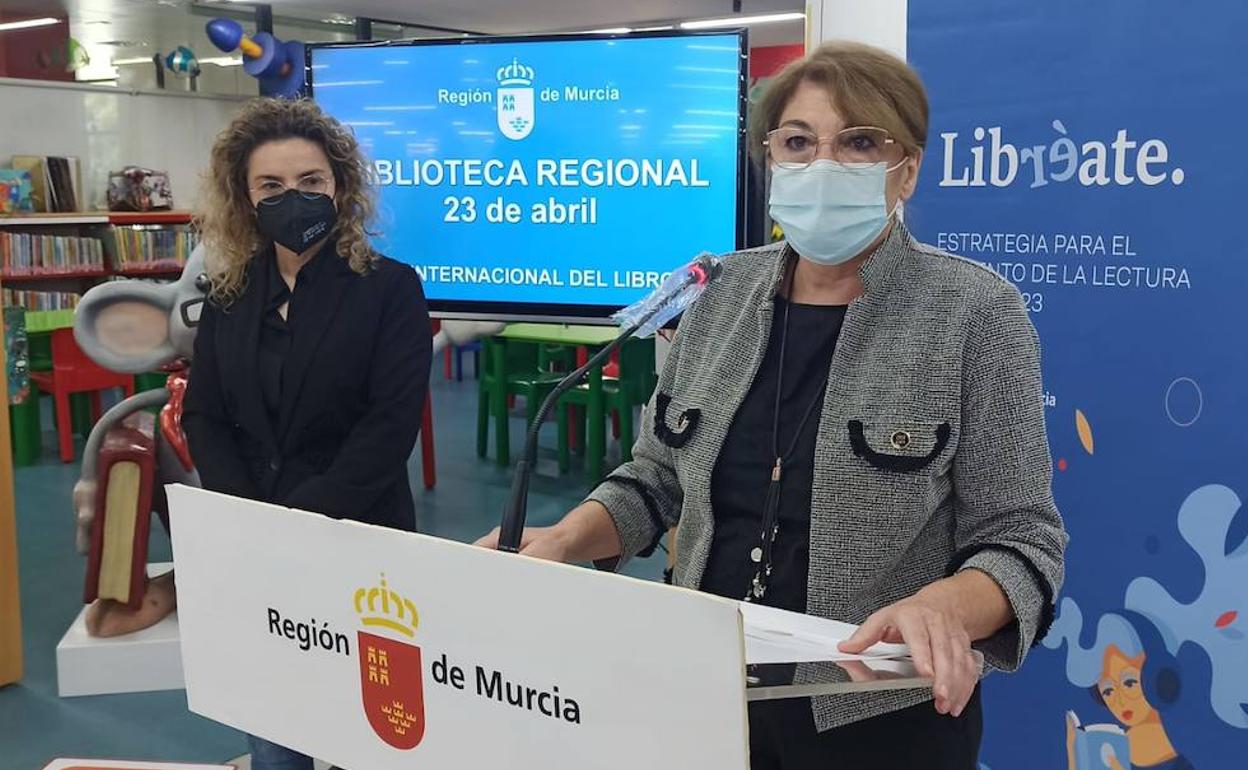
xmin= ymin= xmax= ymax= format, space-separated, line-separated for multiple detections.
xmin=768 ymin=160 xmax=900 ymax=266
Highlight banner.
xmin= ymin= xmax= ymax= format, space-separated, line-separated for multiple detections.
xmin=908 ymin=2 xmax=1248 ymax=767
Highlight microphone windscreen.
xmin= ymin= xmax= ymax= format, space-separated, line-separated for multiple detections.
xmin=694 ymin=255 xmax=724 ymax=282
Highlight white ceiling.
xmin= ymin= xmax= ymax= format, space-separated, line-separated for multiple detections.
xmin=258 ymin=0 xmax=804 ymax=37
xmin=0 ymin=0 xmax=803 ymax=83
xmin=3 ymin=0 xmax=804 ymax=46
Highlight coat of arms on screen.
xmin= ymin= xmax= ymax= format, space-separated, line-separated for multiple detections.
xmin=355 ymin=574 xmax=425 ymax=749
xmin=497 ymin=58 xmax=536 ymax=140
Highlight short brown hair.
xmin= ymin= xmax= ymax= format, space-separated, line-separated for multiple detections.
xmin=197 ymin=98 xmax=378 ymax=304
xmin=749 ymin=41 xmax=929 ymax=165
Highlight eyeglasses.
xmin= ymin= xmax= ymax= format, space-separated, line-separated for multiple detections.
xmin=764 ymin=126 xmax=902 ymax=169
xmin=249 ymin=173 xmax=332 ymax=201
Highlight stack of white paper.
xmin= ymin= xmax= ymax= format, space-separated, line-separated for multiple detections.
xmin=739 ymin=601 xmax=910 ymax=665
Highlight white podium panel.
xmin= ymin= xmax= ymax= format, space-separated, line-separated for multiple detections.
xmin=167 ymin=486 xmax=750 ymax=770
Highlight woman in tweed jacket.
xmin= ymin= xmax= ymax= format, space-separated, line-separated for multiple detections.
xmin=481 ymin=42 xmax=1067 ymax=768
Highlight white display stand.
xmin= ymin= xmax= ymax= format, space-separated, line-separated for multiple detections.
xmin=167 ymin=486 xmax=927 ymax=770
xmin=56 ymin=563 xmax=184 ymax=697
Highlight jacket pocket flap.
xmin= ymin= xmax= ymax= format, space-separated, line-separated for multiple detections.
xmin=654 ymin=391 xmax=701 ymax=448
xmin=848 ymin=418 xmax=952 ymax=473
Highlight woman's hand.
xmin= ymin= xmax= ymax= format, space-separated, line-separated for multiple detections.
xmin=473 ymin=501 xmax=624 ymax=565
xmin=838 ymin=587 xmax=981 ymax=717
xmin=474 ymin=525 xmax=572 ymax=562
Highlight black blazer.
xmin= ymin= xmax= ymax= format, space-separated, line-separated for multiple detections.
xmin=184 ymin=245 xmax=432 ymax=531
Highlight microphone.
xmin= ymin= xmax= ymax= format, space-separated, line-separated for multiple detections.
xmin=497 ymin=253 xmax=724 ymax=553
xmin=611 ymin=254 xmax=723 ymax=339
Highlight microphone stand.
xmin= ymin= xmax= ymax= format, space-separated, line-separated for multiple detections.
xmin=496 ymin=272 xmax=702 ymax=553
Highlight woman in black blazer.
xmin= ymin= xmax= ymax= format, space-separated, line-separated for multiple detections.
xmin=185 ymin=98 xmax=431 ymax=769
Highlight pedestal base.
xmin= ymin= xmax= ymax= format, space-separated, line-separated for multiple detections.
xmin=56 ymin=563 xmax=183 ymax=697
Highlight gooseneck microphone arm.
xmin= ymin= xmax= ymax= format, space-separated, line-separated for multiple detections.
xmin=496 ymin=260 xmax=717 ymax=553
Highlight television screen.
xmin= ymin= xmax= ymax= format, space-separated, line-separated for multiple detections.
xmin=308 ymin=31 xmax=747 ymax=321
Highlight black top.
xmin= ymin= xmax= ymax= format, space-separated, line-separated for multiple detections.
xmin=701 ymin=297 xmax=847 ymax=612
xmin=183 ymin=241 xmax=433 ymax=531
xmin=258 ymin=248 xmax=329 ymax=427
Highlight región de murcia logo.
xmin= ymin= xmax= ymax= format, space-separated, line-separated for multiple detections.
xmin=355 ymin=574 xmax=425 ymax=749
xmin=497 ymin=58 xmax=535 ymax=141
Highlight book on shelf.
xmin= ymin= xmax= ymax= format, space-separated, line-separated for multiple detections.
xmin=0 ymin=169 xmax=36 ymax=215
xmin=8 ymin=155 xmax=82 ymax=213
xmin=0 ymin=231 xmax=105 ymax=276
xmin=47 ymin=157 xmax=80 ymax=212
xmin=2 ymin=289 xmax=80 ymax=312
xmin=10 ymin=156 xmax=50 ymax=212
xmin=108 ymin=226 xmax=198 ymax=270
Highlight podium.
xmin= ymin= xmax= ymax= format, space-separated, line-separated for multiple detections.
xmin=167 ymin=486 xmax=933 ymax=770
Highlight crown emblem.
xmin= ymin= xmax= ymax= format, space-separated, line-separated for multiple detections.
xmin=497 ymin=58 xmax=534 ymax=87
xmin=354 ymin=573 xmax=419 ymax=638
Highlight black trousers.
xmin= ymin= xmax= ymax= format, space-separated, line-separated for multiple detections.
xmin=748 ymin=687 xmax=983 ymax=770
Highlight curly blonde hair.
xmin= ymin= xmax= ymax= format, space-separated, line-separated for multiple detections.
xmin=196 ymin=98 xmax=377 ymax=304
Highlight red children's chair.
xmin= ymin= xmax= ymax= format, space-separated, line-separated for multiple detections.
xmin=29 ymin=328 xmax=136 ymax=463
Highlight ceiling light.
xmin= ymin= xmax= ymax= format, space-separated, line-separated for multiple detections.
xmin=587 ymin=27 xmax=632 ymax=34
xmin=680 ymin=12 xmax=805 ymax=29
xmin=635 ymin=26 xmax=675 ymax=32
xmin=114 ymin=55 xmax=242 ymax=68
xmin=0 ymin=17 xmax=62 ymax=32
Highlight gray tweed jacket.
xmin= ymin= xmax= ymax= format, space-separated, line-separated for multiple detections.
xmin=587 ymin=222 xmax=1068 ymax=730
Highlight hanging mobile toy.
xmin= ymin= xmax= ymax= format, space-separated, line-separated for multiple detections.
xmin=164 ymin=46 xmax=201 ymax=78
xmin=205 ymin=18 xmax=305 ymax=98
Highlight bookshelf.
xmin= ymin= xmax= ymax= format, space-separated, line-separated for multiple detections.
xmin=0 ymin=214 xmax=108 ymax=226
xmin=0 ymin=211 xmax=196 ymax=329
xmin=0 ymin=212 xmax=193 ymax=227
xmin=108 ymin=211 xmax=195 ymax=226
xmin=0 ymin=212 xmax=193 ymax=225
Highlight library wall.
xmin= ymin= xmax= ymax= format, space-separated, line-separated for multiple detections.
xmin=0 ymin=78 xmax=245 ymax=212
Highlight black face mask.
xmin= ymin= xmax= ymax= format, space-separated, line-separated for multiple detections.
xmin=255 ymin=190 xmax=337 ymax=254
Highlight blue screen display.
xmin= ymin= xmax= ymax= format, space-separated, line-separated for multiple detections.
xmin=309 ymin=33 xmax=745 ymax=315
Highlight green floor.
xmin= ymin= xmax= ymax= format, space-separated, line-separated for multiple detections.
xmin=0 ymin=372 xmax=664 ymax=769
